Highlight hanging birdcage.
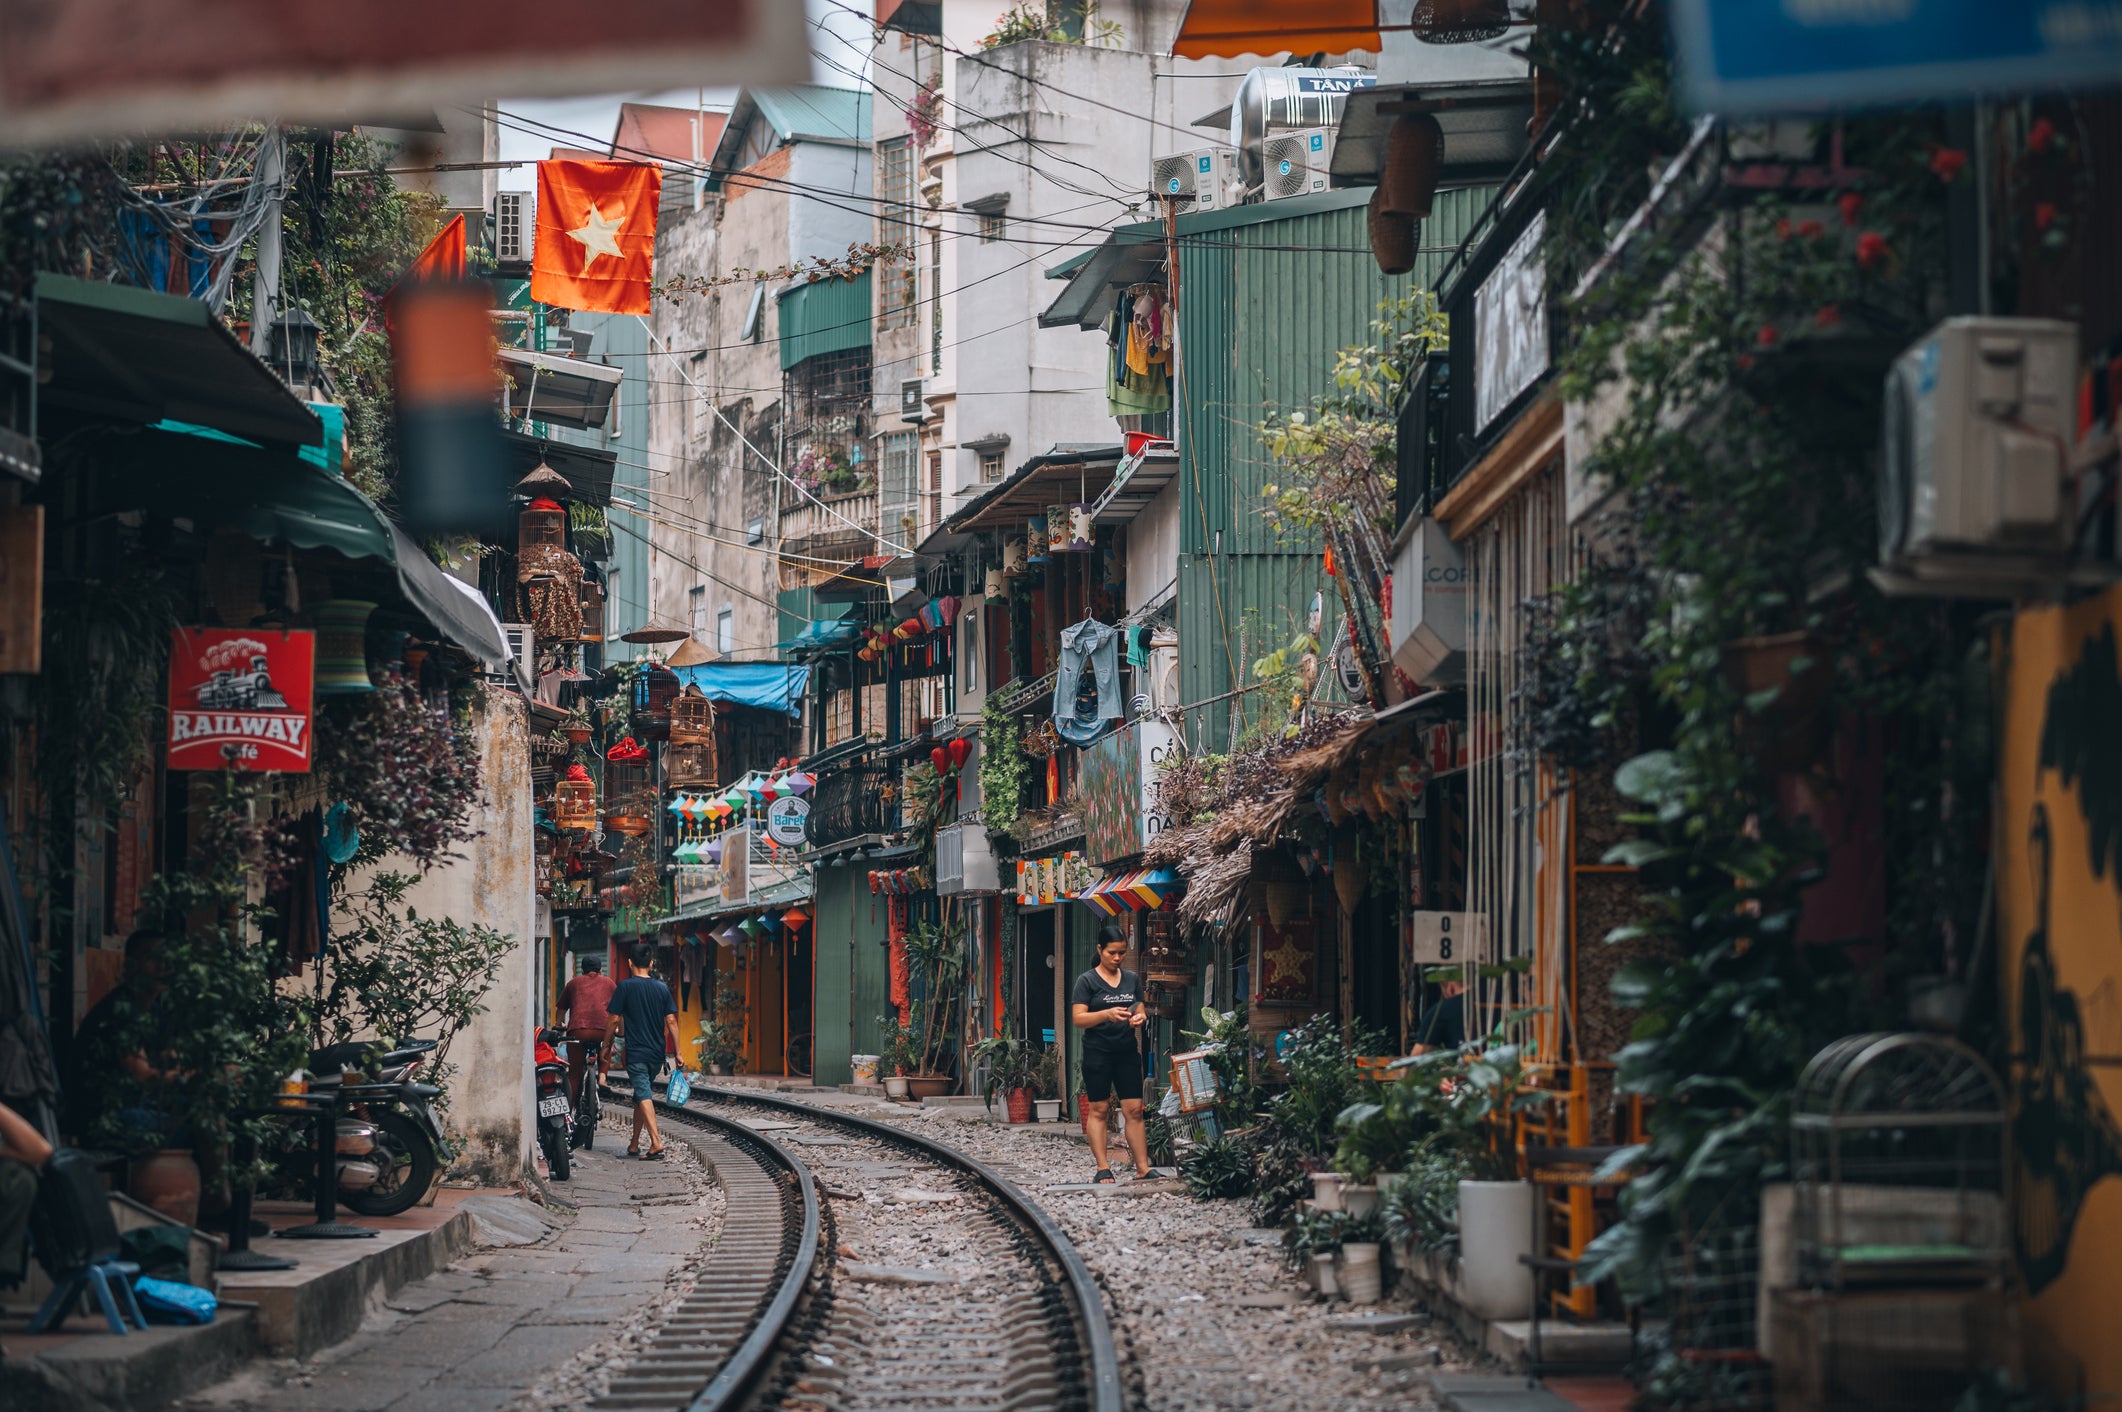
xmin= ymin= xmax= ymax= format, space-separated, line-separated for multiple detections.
xmin=603 ymin=757 xmax=653 ymax=836
xmin=667 ymin=740 xmax=717 ymax=788
xmin=519 ymin=496 xmax=567 ymax=551
xmin=669 ymin=683 xmax=713 ymax=745
xmin=554 ymin=764 xmax=598 ymax=832
xmin=631 ymin=661 xmax=681 ymax=740
xmin=579 ymin=578 xmax=605 ymax=643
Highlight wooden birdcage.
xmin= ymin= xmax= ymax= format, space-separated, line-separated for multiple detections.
xmin=631 ymin=662 xmax=680 ymax=741
xmin=579 ymin=578 xmax=605 ymax=643
xmin=667 ymin=740 xmax=717 ymax=789
xmin=519 ymin=497 xmax=567 ymax=551
xmin=553 ymin=767 xmax=598 ymax=831
xmin=603 ymin=759 xmax=653 ymax=836
xmin=670 ymin=683 xmax=713 ymax=744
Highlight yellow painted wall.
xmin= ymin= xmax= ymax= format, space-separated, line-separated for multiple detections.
xmin=1998 ymin=586 xmax=2122 ymax=1404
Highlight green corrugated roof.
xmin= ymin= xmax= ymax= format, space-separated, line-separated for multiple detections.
xmin=777 ymin=271 xmax=872 ymax=371
xmin=749 ymin=84 xmax=870 ymax=145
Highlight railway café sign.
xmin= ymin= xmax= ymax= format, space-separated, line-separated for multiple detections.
xmin=167 ymin=627 xmax=317 ymax=773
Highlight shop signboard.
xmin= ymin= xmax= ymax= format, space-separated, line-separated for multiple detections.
xmin=1669 ymin=0 xmax=2122 ymax=115
xmin=1473 ymin=210 xmax=1547 ymax=434
xmin=166 ymin=627 xmax=316 ymax=772
xmin=765 ymin=795 xmax=810 ymax=847
xmin=1080 ymin=720 xmax=1179 ymax=866
xmin=1411 ymin=911 xmax=1488 ymax=965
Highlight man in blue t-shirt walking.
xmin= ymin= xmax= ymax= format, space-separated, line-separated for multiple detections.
xmin=606 ymin=943 xmax=680 ymax=1159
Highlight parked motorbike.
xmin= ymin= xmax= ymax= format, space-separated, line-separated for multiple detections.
xmin=534 ymin=1029 xmax=571 ymax=1182
xmin=568 ymin=1035 xmax=604 ymax=1152
xmin=303 ymin=1038 xmax=451 ymax=1215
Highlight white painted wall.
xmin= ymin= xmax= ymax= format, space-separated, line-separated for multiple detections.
xmin=1126 ymin=479 xmax=1181 ymax=614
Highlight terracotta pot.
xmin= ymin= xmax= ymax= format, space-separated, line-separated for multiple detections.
xmin=564 ymin=726 xmax=593 ymax=745
xmin=134 ymin=1149 xmax=201 ymax=1227
xmin=907 ymin=1074 xmax=953 ymax=1100
xmin=1007 ymin=1088 xmax=1033 ymax=1123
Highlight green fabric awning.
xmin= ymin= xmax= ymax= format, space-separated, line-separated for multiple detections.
xmin=777 ymin=272 xmax=872 ymax=371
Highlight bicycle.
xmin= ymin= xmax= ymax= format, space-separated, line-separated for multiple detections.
xmin=785 ymin=1032 xmax=814 ymax=1078
xmin=569 ymin=1037 xmax=603 ymax=1151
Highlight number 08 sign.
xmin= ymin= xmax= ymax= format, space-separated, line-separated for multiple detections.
xmin=1411 ymin=911 xmax=1487 ymax=965
xmin=167 ymin=627 xmax=317 ymax=772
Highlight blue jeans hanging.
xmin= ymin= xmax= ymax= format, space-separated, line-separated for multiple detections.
xmin=1054 ymin=618 xmax=1121 ymax=745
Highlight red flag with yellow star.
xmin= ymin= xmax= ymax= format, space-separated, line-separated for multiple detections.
xmin=530 ymin=160 xmax=662 ymax=315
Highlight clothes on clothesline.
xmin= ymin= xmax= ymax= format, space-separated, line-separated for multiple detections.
xmin=1054 ymin=617 xmax=1122 ymax=745
xmin=1106 ymin=285 xmax=1172 ymax=417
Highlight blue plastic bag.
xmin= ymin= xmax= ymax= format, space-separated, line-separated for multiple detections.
xmin=665 ymin=1068 xmax=692 ymax=1106
xmin=134 ymin=1276 xmax=216 ymax=1325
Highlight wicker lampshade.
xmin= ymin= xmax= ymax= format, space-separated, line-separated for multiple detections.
xmin=1412 ymin=0 xmax=1511 ymax=43
xmin=1379 ymin=113 xmax=1445 ymax=219
xmin=1367 ymin=188 xmax=1418 ymax=276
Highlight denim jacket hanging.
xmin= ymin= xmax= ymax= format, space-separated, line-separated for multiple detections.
xmin=1053 ymin=617 xmax=1122 ymax=744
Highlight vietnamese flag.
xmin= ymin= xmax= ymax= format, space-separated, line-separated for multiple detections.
xmin=384 ymin=213 xmax=466 ymax=332
xmin=531 ymin=160 xmax=662 ymax=315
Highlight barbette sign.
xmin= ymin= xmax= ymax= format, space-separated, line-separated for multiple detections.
xmin=167 ymin=627 xmax=316 ymax=772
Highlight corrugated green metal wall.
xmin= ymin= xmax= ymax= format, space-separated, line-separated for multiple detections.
xmin=777 ymin=272 xmax=872 ymax=372
xmin=810 ymin=859 xmax=889 ymax=1085
xmin=1173 ymin=186 xmax=1486 ymax=751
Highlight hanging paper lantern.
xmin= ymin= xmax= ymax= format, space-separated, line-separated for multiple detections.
xmin=740 ymin=917 xmax=765 ymax=938
xmin=985 ymin=568 xmax=1007 ymax=601
xmin=755 ymin=913 xmax=778 ymax=933
xmin=716 ymin=924 xmax=742 ymax=947
xmin=667 ymin=795 xmax=690 ymax=816
xmin=781 ymin=772 xmax=814 ymax=797
xmin=315 ymin=600 xmax=377 ymax=694
xmin=723 ymin=791 xmax=749 ymax=814
xmin=868 ymin=870 xmax=883 ymax=894
xmin=947 ymin=737 xmax=971 ymax=772
xmin=938 ymin=595 xmax=961 ymax=627
xmin=931 ymin=746 xmax=949 ymax=774
xmin=781 ymin=906 xmax=812 ymax=929
xmin=704 ymin=838 xmax=724 ymax=863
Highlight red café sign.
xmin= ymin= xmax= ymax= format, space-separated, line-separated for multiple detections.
xmin=167 ymin=628 xmax=316 ymax=773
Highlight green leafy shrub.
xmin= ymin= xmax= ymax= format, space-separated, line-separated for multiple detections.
xmin=1179 ymin=1131 xmax=1253 ymax=1200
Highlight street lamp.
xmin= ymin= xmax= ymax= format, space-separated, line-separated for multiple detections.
xmin=270 ymin=307 xmax=322 ymax=394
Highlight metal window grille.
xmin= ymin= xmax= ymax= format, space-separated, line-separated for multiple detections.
xmin=879 ymin=432 xmax=918 ymax=544
xmin=929 ymin=232 xmax=943 ymax=374
xmin=925 ymin=449 xmax=943 ymax=535
xmin=979 ymin=450 xmax=1004 ymax=483
xmin=877 ymin=139 xmax=917 ymax=331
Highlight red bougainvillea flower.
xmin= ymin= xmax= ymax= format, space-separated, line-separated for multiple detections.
xmin=1838 ymin=192 xmax=1865 ymax=226
xmin=1736 ymin=353 xmax=1756 ymax=373
xmin=1798 ymin=219 xmax=1825 ymax=240
xmin=2029 ymin=117 xmax=2056 ymax=155
xmin=1929 ymin=146 xmax=1967 ymax=183
xmin=1856 ymin=232 xmax=1890 ymax=270
xmin=1757 ymin=324 xmax=1780 ymax=348
xmin=1816 ymin=304 xmax=1843 ymax=329
xmin=1776 ymin=217 xmax=1795 ymax=241
xmin=2035 ymin=202 xmax=2059 ymax=232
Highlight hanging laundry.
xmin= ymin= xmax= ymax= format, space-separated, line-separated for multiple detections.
xmin=1053 ymin=617 xmax=1122 ymax=745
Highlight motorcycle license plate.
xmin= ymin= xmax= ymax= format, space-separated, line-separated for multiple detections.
xmin=537 ymin=1095 xmax=570 ymax=1118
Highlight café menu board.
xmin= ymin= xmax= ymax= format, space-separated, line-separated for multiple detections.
xmin=166 ymin=627 xmax=316 ymax=772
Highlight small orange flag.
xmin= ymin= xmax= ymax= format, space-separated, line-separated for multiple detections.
xmin=383 ymin=213 xmax=466 ymax=333
xmin=531 ymin=160 xmax=662 ymax=315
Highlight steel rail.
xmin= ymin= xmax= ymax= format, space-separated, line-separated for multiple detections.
xmin=594 ymin=1092 xmax=821 ymax=1412
xmin=679 ymin=1084 xmax=1126 ymax=1412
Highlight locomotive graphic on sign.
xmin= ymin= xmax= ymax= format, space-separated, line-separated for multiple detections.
xmin=167 ymin=628 xmax=316 ymax=772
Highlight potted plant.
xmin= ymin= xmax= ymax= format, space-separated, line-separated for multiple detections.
xmin=877 ymin=1015 xmax=917 ymax=1100
xmin=1416 ymin=1041 xmax=1540 ymax=1320
xmin=561 ymin=706 xmax=594 ymax=746
xmin=974 ymin=1032 xmax=1040 ymax=1122
xmin=696 ymin=1020 xmax=741 ymax=1077
xmin=1334 ymin=1074 xmax=1434 ymax=1219
xmin=903 ymin=918 xmax=966 ymax=1098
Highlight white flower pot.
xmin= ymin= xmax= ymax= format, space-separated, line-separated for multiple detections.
xmin=1340 ymin=1242 xmax=1384 ymax=1304
xmin=1310 ymin=1171 xmax=1346 ymax=1212
xmin=1456 ymin=1179 xmax=1535 ymax=1320
xmin=1310 ymin=1252 xmax=1339 ymax=1299
xmin=1034 ymin=1098 xmax=1062 ymax=1122
xmin=883 ymin=1075 xmax=911 ymax=1100
xmin=1342 ymin=1183 xmax=1381 ymax=1219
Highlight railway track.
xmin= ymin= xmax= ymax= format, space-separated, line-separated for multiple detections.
xmin=596 ymin=1082 xmax=1124 ymax=1412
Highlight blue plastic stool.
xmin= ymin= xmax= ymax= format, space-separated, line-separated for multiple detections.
xmin=31 ymin=1257 xmax=149 ymax=1335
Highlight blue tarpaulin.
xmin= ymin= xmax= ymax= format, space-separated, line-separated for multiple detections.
xmin=673 ymin=662 xmax=810 ymax=717
xmin=775 ymin=618 xmax=861 ymax=654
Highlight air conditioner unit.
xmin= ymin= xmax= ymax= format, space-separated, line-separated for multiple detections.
xmin=1147 ymin=636 xmax=1180 ymax=712
xmin=936 ymin=821 xmax=999 ymax=896
xmin=1877 ymin=317 xmax=2078 ymax=596
xmin=1151 ymin=146 xmax=1238 ymax=212
xmin=900 ymin=378 xmax=927 ymax=425
xmin=1259 ymin=128 xmax=1333 ymax=201
xmin=491 ymin=623 xmax=535 ymax=692
xmin=495 ymin=191 xmax=532 ymax=263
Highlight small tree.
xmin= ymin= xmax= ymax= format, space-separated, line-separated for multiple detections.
xmin=319 ymin=872 xmax=514 ymax=1107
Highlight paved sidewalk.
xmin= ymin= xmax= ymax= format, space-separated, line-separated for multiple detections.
xmin=179 ymin=1137 xmax=713 ymax=1412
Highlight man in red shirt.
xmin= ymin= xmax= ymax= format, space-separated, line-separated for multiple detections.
xmin=554 ymin=954 xmax=617 ymax=1108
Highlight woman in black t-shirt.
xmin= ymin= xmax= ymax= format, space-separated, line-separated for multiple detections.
xmin=1070 ymin=935 xmax=1152 ymax=1183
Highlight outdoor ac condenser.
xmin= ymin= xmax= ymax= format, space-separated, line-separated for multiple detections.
xmin=495 ymin=191 xmax=532 ymax=263
xmin=1877 ymin=316 xmax=2078 ymax=595
xmin=1150 ymin=146 xmax=1238 ymax=212
xmin=1259 ymin=128 xmax=1334 ymax=201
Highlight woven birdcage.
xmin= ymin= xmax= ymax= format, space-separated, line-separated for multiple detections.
xmin=666 ymin=740 xmax=717 ymax=788
xmin=669 ymin=683 xmax=713 ymax=744
xmin=554 ymin=767 xmax=598 ymax=832
xmin=631 ymin=662 xmax=681 ymax=741
xmin=519 ymin=496 xmax=567 ymax=551
xmin=579 ymin=578 xmax=605 ymax=643
xmin=603 ymin=759 xmax=653 ymax=836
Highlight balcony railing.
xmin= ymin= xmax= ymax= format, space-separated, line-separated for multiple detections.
xmin=804 ymin=745 xmax=900 ymax=851
xmin=778 ymin=486 xmax=879 ymax=589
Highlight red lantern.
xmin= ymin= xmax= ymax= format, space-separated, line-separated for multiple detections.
xmin=931 ymin=746 xmax=949 ymax=774
xmin=868 ymin=870 xmax=882 ymax=894
xmin=947 ymin=737 xmax=971 ymax=772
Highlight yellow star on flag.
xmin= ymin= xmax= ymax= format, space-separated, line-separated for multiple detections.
xmin=567 ymin=202 xmax=626 ymax=274
xmin=1264 ymin=934 xmax=1309 ymax=990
